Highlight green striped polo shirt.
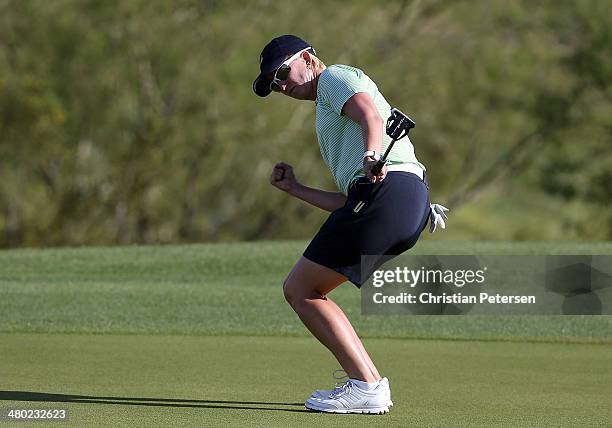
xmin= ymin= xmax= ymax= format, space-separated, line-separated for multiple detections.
xmin=315 ymin=64 xmax=426 ymax=195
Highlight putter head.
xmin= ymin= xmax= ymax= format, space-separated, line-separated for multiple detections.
xmin=386 ymin=107 xmax=415 ymax=140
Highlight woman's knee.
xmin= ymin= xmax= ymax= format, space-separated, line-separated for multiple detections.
xmin=282 ymin=257 xmax=346 ymax=308
xmin=282 ymin=276 xmax=295 ymax=305
xmin=282 ymin=275 xmax=322 ymax=309
xmin=283 ymin=276 xmax=306 ymax=307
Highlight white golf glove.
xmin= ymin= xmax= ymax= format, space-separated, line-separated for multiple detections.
xmin=429 ymin=203 xmax=449 ymax=233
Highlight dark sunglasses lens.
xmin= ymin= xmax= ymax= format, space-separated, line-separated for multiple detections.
xmin=276 ymin=65 xmax=291 ymax=81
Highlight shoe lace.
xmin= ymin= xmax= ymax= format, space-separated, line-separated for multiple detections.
xmin=331 ymin=369 xmax=348 ymax=388
xmin=329 ymin=379 xmax=353 ymax=399
xmin=333 ymin=369 xmax=348 ymax=382
xmin=324 ymin=370 xmax=349 ymax=398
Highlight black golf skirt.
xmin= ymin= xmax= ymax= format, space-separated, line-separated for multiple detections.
xmin=303 ymin=171 xmax=431 ymax=287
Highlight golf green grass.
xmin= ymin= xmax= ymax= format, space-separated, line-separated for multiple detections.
xmin=1 ymin=334 xmax=610 ymax=427
xmin=1 ymin=240 xmax=611 ymax=426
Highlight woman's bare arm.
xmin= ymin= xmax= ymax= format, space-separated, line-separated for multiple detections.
xmin=270 ymin=162 xmax=347 ymax=212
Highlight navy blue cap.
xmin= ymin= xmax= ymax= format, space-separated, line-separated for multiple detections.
xmin=253 ymin=35 xmax=315 ymax=97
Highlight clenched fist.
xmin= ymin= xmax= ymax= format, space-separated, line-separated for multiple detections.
xmin=270 ymin=161 xmax=298 ymax=193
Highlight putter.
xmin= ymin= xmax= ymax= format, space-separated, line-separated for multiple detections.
xmin=371 ymin=107 xmax=416 ymax=176
xmin=353 ymin=107 xmax=415 ymax=213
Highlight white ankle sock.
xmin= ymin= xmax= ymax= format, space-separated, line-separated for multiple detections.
xmin=350 ymin=378 xmax=379 ymax=391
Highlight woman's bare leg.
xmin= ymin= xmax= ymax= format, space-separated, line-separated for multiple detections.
xmin=283 ymin=257 xmax=381 ymax=382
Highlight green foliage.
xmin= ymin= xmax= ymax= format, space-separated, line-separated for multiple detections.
xmin=0 ymin=0 xmax=610 ymax=247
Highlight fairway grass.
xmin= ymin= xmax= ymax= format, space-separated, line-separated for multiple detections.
xmin=1 ymin=333 xmax=610 ymax=427
xmin=1 ymin=240 xmax=611 ymax=342
xmin=1 ymin=241 xmax=611 ymax=426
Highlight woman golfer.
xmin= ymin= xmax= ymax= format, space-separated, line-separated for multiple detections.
xmin=253 ymin=35 xmax=447 ymax=414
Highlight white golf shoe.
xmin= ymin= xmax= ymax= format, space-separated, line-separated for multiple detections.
xmin=305 ymin=379 xmax=390 ymax=414
xmin=310 ymin=375 xmax=393 ymax=408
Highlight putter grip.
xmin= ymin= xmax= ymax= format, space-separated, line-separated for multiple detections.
xmin=371 ymin=160 xmax=385 ymax=176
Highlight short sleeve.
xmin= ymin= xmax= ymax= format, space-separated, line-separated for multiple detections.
xmin=319 ymin=67 xmax=369 ymax=115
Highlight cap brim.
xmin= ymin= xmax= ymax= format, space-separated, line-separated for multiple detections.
xmin=253 ymin=74 xmax=272 ymax=97
xmin=253 ymin=54 xmax=290 ymax=97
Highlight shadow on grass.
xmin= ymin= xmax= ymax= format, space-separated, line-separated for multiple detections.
xmin=0 ymin=391 xmax=309 ymax=413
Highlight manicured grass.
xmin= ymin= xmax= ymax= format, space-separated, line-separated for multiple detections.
xmin=1 ymin=240 xmax=611 ymax=342
xmin=1 ymin=334 xmax=610 ymax=427
xmin=1 ymin=241 xmax=611 ymax=426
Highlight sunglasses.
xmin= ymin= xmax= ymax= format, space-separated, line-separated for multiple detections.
xmin=269 ymin=48 xmax=311 ymax=92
